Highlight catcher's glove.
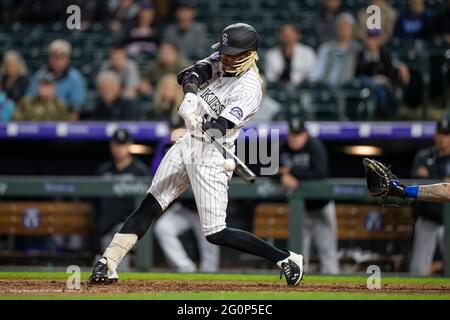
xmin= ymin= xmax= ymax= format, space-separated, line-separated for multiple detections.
xmin=363 ymin=158 xmax=406 ymax=200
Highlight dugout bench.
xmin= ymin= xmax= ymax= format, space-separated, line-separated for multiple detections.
xmin=0 ymin=176 xmax=449 ymax=276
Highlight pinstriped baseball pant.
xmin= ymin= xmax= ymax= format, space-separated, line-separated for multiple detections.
xmin=148 ymin=133 xmax=233 ymax=236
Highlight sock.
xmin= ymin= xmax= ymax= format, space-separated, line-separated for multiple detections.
xmin=103 ymin=233 xmax=137 ymax=273
xmin=206 ymin=227 xmax=289 ymax=264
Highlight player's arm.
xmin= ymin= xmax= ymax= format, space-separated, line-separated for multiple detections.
xmin=177 ymin=55 xmax=219 ymax=125
xmin=392 ymin=183 xmax=450 ymax=203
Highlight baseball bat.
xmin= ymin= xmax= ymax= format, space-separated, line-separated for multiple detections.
xmin=200 ymin=127 xmax=256 ymax=184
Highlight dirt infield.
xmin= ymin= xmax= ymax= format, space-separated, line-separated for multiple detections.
xmin=1 ymin=279 xmax=450 ymax=296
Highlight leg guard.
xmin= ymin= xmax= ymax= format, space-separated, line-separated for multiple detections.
xmin=120 ymin=193 xmax=163 ymax=239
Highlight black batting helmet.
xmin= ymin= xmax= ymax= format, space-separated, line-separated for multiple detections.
xmin=212 ymin=23 xmax=259 ymax=56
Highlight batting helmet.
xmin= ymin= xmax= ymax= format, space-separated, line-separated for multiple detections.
xmin=212 ymin=23 xmax=259 ymax=56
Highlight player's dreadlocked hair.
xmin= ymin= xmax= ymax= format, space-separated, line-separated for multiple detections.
xmin=225 ymin=50 xmax=259 ymax=76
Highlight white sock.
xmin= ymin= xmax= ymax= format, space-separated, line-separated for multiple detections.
xmin=103 ymin=233 xmax=138 ymax=273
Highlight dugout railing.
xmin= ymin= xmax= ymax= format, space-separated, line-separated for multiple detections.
xmin=0 ymin=176 xmax=449 ymax=276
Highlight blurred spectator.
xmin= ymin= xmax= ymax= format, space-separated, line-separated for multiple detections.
xmin=96 ymin=128 xmax=150 ymax=271
xmin=355 ymin=29 xmax=410 ymax=118
xmin=264 ymin=24 xmax=316 ymax=87
xmin=151 ymin=73 xmax=184 ymax=120
xmin=356 ymin=0 xmax=397 ymax=44
xmin=0 ymin=50 xmax=29 ymax=103
xmin=0 ymin=91 xmax=15 ymax=123
xmin=92 ymin=71 xmax=139 ymax=120
xmin=311 ymin=0 xmax=343 ymax=42
xmin=278 ymin=118 xmax=339 ymax=274
xmin=310 ymin=13 xmax=361 ymax=87
xmin=409 ymin=118 xmax=450 ymax=276
xmin=431 ymin=0 xmax=450 ymax=44
xmin=100 ymin=43 xmax=140 ymax=98
xmin=121 ymin=1 xmax=161 ymax=58
xmin=394 ymin=0 xmax=432 ymax=40
xmin=162 ymin=3 xmax=208 ymax=59
xmin=15 ymin=73 xmax=69 ymax=121
xmin=27 ymin=39 xmax=86 ymax=120
xmin=246 ymin=77 xmax=281 ymax=124
xmin=140 ymin=41 xmax=191 ymax=94
xmin=107 ymin=0 xmax=141 ymax=34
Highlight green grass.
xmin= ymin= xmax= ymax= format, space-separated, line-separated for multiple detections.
xmin=1 ymin=272 xmax=450 ymax=300
xmin=1 ymin=271 xmax=450 ymax=285
xmin=2 ymin=292 xmax=450 ymax=300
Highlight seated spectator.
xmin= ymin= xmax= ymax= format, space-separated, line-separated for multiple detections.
xmin=311 ymin=0 xmax=343 ymax=42
xmin=151 ymin=73 xmax=184 ymax=120
xmin=0 ymin=91 xmax=15 ymax=123
xmin=356 ymin=0 xmax=397 ymax=44
xmin=121 ymin=1 xmax=161 ymax=58
xmin=162 ymin=2 xmax=208 ymax=59
xmin=96 ymin=128 xmax=150 ymax=271
xmin=140 ymin=41 xmax=191 ymax=94
xmin=92 ymin=71 xmax=139 ymax=120
xmin=394 ymin=0 xmax=431 ymax=40
xmin=107 ymin=0 xmax=141 ymax=34
xmin=247 ymin=78 xmax=281 ymax=124
xmin=310 ymin=13 xmax=361 ymax=87
xmin=15 ymin=73 xmax=69 ymax=121
xmin=264 ymin=24 xmax=316 ymax=87
xmin=100 ymin=43 xmax=140 ymax=98
xmin=355 ymin=29 xmax=410 ymax=118
xmin=0 ymin=50 xmax=29 ymax=103
xmin=27 ymin=39 xmax=86 ymax=120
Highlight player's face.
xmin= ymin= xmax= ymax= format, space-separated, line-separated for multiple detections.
xmin=110 ymin=142 xmax=131 ymax=161
xmin=434 ymin=132 xmax=450 ymax=154
xmin=220 ymin=51 xmax=250 ymax=70
xmin=287 ymin=132 xmax=308 ymax=151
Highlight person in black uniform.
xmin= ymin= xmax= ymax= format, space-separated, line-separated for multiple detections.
xmin=95 ymin=128 xmax=150 ymax=270
xmin=278 ymin=118 xmax=340 ymax=274
xmin=409 ymin=118 xmax=450 ymax=275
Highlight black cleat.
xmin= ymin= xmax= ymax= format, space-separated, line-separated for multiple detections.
xmin=277 ymin=251 xmax=304 ymax=287
xmin=89 ymin=259 xmax=118 ymax=285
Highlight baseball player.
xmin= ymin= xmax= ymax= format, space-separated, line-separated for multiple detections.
xmin=89 ymin=23 xmax=304 ymax=287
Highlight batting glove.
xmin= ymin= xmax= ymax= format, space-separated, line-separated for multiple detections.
xmin=178 ymin=92 xmax=198 ymax=121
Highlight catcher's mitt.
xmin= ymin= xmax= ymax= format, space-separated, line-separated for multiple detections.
xmin=363 ymin=158 xmax=405 ymax=199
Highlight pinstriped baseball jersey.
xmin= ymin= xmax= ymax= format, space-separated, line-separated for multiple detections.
xmin=148 ymin=53 xmax=262 ymax=236
xmin=186 ymin=52 xmax=263 ymax=145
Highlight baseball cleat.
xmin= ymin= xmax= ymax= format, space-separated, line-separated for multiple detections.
xmin=277 ymin=251 xmax=304 ymax=287
xmin=88 ymin=258 xmax=118 ymax=285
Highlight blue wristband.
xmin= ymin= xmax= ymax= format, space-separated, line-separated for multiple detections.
xmin=405 ymin=186 xmax=419 ymax=199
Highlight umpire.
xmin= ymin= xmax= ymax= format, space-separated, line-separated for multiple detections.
xmin=278 ymin=118 xmax=340 ymax=274
xmin=409 ymin=118 xmax=450 ymax=275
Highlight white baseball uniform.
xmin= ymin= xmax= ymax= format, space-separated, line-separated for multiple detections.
xmin=148 ymin=53 xmax=262 ymax=236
